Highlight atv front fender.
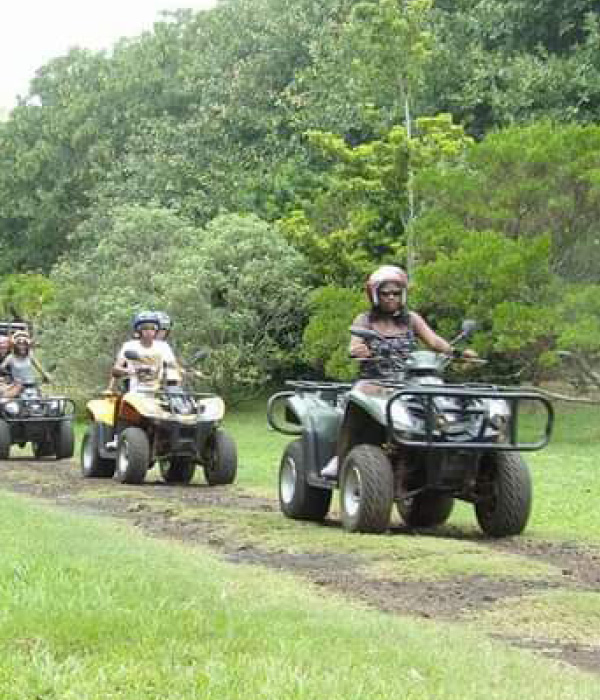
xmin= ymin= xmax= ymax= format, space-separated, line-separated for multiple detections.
xmin=267 ymin=390 xmax=343 ymax=477
xmin=86 ymin=396 xmax=118 ymax=427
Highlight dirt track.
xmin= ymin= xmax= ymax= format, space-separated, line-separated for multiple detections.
xmin=1 ymin=456 xmax=599 ymax=675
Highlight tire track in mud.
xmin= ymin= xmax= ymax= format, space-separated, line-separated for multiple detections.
xmin=1 ymin=457 xmax=600 ymax=675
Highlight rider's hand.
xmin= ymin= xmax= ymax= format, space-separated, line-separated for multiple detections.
xmin=351 ymin=343 xmax=372 ymax=359
xmin=462 ymin=349 xmax=478 ymax=359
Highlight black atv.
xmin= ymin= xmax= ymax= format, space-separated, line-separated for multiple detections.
xmin=0 ymin=382 xmax=76 ymax=460
xmin=267 ymin=321 xmax=554 ymax=537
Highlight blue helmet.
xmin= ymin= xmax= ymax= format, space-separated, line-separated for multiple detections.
xmin=132 ymin=311 xmax=159 ymax=333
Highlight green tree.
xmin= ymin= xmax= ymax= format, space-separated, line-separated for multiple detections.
xmin=280 ymin=114 xmax=472 ymax=285
xmin=302 ymin=286 xmax=365 ymax=380
xmin=426 ymin=0 xmax=600 ymax=135
xmin=416 ymin=121 xmax=600 ymax=282
xmin=43 ymin=207 xmax=311 ymax=401
xmin=0 ymin=274 xmax=54 ymax=321
xmin=162 ymin=213 xmax=312 ymax=400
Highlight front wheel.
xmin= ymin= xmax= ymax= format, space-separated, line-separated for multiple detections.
xmin=54 ymin=421 xmax=75 ymax=460
xmin=340 ymin=444 xmax=393 ymax=533
xmin=203 ymin=430 xmax=237 ymax=485
xmin=279 ymin=440 xmax=331 ymax=521
xmin=114 ymin=427 xmax=150 ymax=484
xmin=160 ymin=457 xmax=196 ymax=484
xmin=0 ymin=419 xmax=10 ymax=460
xmin=398 ymin=492 xmax=454 ymax=527
xmin=475 ymin=452 xmax=532 ymax=537
xmin=81 ymin=425 xmax=115 ymax=478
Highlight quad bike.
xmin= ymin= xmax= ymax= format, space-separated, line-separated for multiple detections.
xmin=81 ymin=350 xmax=237 ymax=485
xmin=267 ymin=321 xmax=554 ymax=537
xmin=0 ymin=382 xmax=76 ymax=460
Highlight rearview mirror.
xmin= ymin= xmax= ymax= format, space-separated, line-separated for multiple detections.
xmin=461 ymin=319 xmax=478 ymax=338
xmin=190 ymin=348 xmax=209 ymax=364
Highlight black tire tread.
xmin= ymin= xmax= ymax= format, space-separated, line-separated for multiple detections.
xmin=114 ymin=427 xmax=149 ymax=484
xmin=340 ymin=444 xmax=393 ymax=533
xmin=81 ymin=425 xmax=115 ymax=478
xmin=161 ymin=456 xmax=196 ymax=484
xmin=279 ymin=440 xmax=331 ymax=521
xmin=398 ymin=493 xmax=454 ymax=527
xmin=55 ymin=421 xmax=75 ymax=460
xmin=475 ymin=452 xmax=532 ymax=537
xmin=0 ymin=419 xmax=10 ymax=460
xmin=204 ymin=430 xmax=237 ymax=485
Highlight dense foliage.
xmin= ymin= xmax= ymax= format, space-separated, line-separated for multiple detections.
xmin=44 ymin=207 xmax=309 ymax=400
xmin=1 ymin=0 xmax=599 ymax=392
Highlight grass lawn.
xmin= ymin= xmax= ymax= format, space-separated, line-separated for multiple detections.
xmin=0 ymin=492 xmax=598 ymax=700
xmin=3 ymin=397 xmax=598 ymax=697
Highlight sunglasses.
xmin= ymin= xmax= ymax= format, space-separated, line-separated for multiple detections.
xmin=379 ymin=290 xmax=403 ymax=298
xmin=138 ymin=324 xmax=157 ymax=331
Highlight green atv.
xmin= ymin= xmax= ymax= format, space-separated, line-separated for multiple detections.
xmin=267 ymin=322 xmax=553 ymax=537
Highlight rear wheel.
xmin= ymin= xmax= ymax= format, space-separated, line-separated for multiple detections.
xmin=160 ymin=457 xmax=196 ymax=484
xmin=279 ymin=440 xmax=331 ymax=521
xmin=340 ymin=444 xmax=393 ymax=533
xmin=81 ymin=425 xmax=115 ymax=478
xmin=203 ymin=430 xmax=237 ymax=485
xmin=475 ymin=452 xmax=532 ymax=537
xmin=33 ymin=440 xmax=54 ymax=459
xmin=398 ymin=492 xmax=454 ymax=527
xmin=114 ymin=427 xmax=149 ymax=484
xmin=54 ymin=421 xmax=75 ymax=460
xmin=0 ymin=420 xmax=10 ymax=460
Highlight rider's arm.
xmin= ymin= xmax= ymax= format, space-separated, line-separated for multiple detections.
xmin=111 ymin=357 xmax=132 ymax=378
xmin=31 ymin=355 xmax=53 ymax=383
xmin=0 ymin=356 xmax=12 ymax=380
xmin=112 ymin=344 xmax=135 ymax=378
xmin=349 ymin=313 xmax=372 ymax=358
xmin=112 ymin=340 xmax=137 ymax=378
xmin=411 ymin=312 xmax=453 ymax=354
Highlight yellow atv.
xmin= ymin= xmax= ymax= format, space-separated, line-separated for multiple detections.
xmin=80 ymin=351 xmax=237 ymax=486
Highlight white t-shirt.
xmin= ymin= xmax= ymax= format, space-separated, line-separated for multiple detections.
xmin=155 ymin=340 xmax=182 ymax=383
xmin=117 ymin=339 xmax=174 ymax=391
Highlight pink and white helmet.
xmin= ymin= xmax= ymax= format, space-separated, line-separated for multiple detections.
xmin=365 ymin=265 xmax=408 ymax=306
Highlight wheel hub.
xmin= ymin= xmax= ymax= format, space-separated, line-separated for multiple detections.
xmin=343 ymin=466 xmax=362 ymax=518
xmin=280 ymin=456 xmax=297 ymax=504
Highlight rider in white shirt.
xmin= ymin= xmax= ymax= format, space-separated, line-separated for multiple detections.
xmin=112 ymin=312 xmax=173 ymax=391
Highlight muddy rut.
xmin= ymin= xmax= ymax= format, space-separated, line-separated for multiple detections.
xmin=1 ymin=456 xmax=599 ymax=675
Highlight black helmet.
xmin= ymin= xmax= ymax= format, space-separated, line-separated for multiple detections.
xmin=132 ymin=311 xmax=159 ymax=333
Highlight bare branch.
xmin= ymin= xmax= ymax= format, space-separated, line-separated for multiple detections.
xmin=520 ymin=385 xmax=600 ymax=405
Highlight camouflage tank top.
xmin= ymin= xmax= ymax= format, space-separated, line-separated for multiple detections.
xmin=352 ymin=311 xmax=416 ymax=378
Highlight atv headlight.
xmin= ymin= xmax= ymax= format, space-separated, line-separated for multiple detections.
xmin=487 ymin=399 xmax=510 ymax=427
xmin=198 ymin=397 xmax=225 ymax=421
xmin=390 ymin=401 xmax=411 ymax=430
xmin=47 ymin=399 xmax=63 ymax=416
xmin=3 ymin=401 xmax=20 ymax=417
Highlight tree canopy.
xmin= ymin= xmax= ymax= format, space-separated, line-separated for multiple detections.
xmin=1 ymin=0 xmax=599 ymax=389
